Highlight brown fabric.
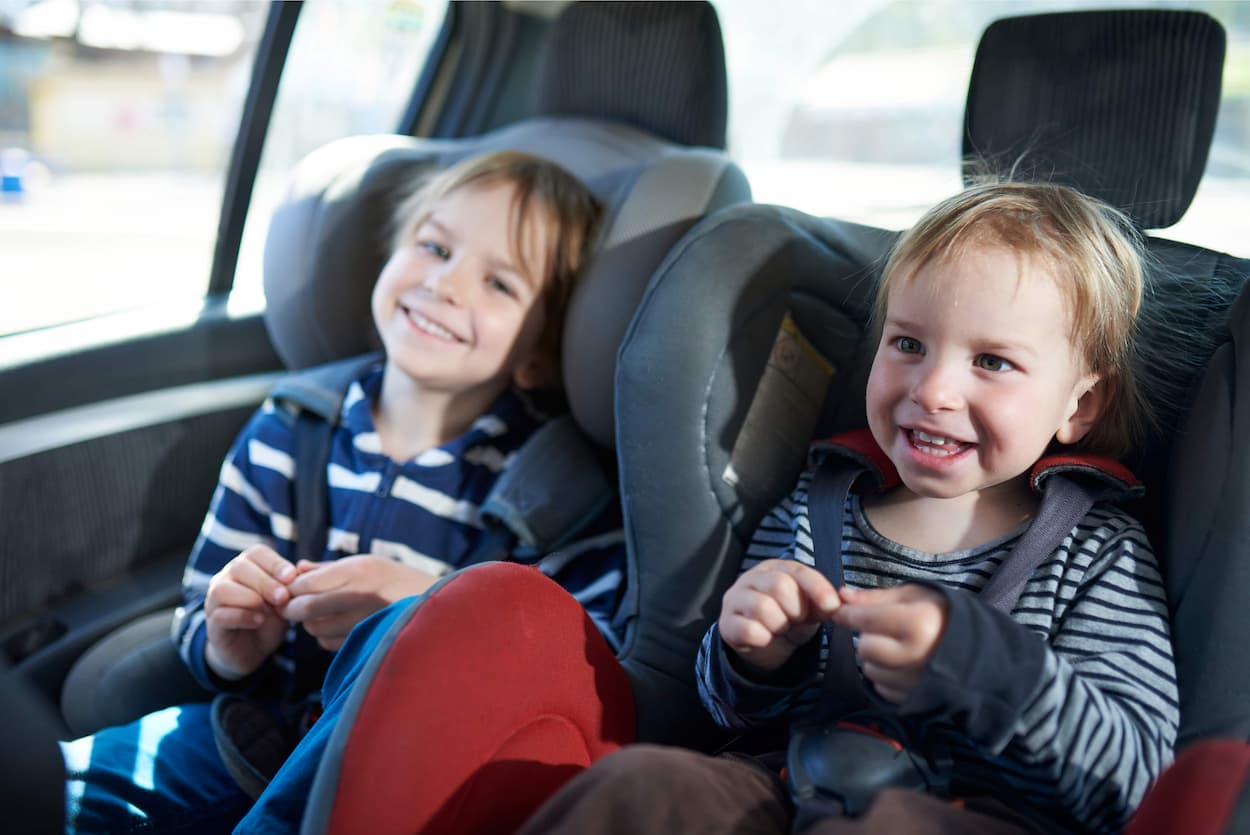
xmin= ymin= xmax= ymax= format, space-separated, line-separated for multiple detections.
xmin=517 ymin=745 xmax=1037 ymax=835
xmin=517 ymin=744 xmax=789 ymax=835
xmin=802 ymin=789 xmax=1037 ymax=835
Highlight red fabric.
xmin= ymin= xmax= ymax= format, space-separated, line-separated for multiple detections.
xmin=1125 ymin=740 xmax=1250 ymax=835
xmin=325 ymin=562 xmax=635 ymax=835
xmin=814 ymin=429 xmax=1140 ymax=498
xmin=1029 ymin=453 xmax=1141 ymax=495
xmin=813 ymin=429 xmax=900 ymax=489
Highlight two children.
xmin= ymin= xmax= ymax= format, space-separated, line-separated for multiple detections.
xmin=518 ymin=182 xmax=1177 ymax=834
xmin=63 ymin=151 xmax=620 ymax=834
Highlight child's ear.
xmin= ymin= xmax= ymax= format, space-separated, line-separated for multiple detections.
xmin=511 ymin=354 xmax=559 ymax=392
xmin=1055 ymin=373 xmax=1107 ymax=445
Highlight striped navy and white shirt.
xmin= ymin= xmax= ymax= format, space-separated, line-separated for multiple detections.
xmin=698 ymin=464 xmax=1178 ymax=835
xmin=173 ymin=361 xmax=625 ymax=698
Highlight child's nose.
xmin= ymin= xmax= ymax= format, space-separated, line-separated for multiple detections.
xmin=422 ymin=261 xmax=467 ymax=303
xmin=910 ymin=362 xmax=963 ymax=412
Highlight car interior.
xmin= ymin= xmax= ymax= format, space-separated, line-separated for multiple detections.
xmin=2 ymin=1 xmax=1249 ymax=833
xmin=296 ymin=6 xmax=1250 ymax=832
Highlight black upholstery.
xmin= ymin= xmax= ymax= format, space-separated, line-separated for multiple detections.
xmin=614 ymin=210 xmax=895 ymax=746
xmin=533 ymin=1 xmax=727 ymax=149
xmin=965 ymin=10 xmax=1225 ymax=229
xmin=963 ymin=9 xmax=1250 ymax=749
xmin=612 ymin=8 xmax=1249 ymax=754
xmin=1168 ymin=281 xmax=1250 ymax=747
xmin=1 ymin=663 xmax=66 ymax=833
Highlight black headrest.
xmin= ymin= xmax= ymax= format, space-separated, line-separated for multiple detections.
xmin=534 ymin=1 xmax=728 ymax=149
xmin=964 ymin=10 xmax=1225 ymax=229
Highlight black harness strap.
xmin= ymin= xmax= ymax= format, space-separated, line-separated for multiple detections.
xmin=269 ymin=352 xmax=384 ymax=562
xmin=976 ymin=476 xmax=1099 ymax=612
xmin=807 ymin=446 xmax=1115 ymax=713
xmin=808 ymin=457 xmax=871 ymax=717
xmin=292 ymin=408 xmax=335 ymax=562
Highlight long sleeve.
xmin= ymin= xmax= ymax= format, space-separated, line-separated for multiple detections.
xmin=695 ymin=455 xmax=1178 ymax=834
xmin=905 ymin=511 xmax=1178 ymax=833
xmin=697 ymin=471 xmax=825 ymax=728
xmin=172 ymin=401 xmax=300 ymax=691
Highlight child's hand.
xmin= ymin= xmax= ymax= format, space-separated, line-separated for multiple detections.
xmin=718 ymin=559 xmax=842 ymax=675
xmin=833 ymin=584 xmax=948 ymax=704
xmin=280 ymin=555 xmax=439 ymax=651
xmin=204 ymin=545 xmax=298 ymax=680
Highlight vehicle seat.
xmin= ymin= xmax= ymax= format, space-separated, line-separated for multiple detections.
xmin=58 ymin=0 xmax=748 ymax=740
xmin=963 ymin=9 xmax=1250 ymax=752
xmin=615 ymin=6 xmax=1250 ymax=828
xmin=309 ymin=7 xmax=1249 ymax=835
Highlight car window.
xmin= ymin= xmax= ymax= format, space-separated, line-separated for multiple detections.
xmin=0 ymin=0 xmax=448 ymax=339
xmin=714 ymin=0 xmax=1250 ymax=257
xmin=229 ymin=0 xmax=449 ymax=313
xmin=0 ymin=1 xmax=266 ymax=337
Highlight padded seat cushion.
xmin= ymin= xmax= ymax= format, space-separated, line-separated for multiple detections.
xmin=307 ymin=563 xmax=634 ymax=835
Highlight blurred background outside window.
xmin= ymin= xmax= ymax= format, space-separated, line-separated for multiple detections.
xmin=714 ymin=0 xmax=1250 ymax=256
xmin=0 ymin=0 xmax=446 ymax=337
xmin=2 ymin=0 xmax=1246 ymax=339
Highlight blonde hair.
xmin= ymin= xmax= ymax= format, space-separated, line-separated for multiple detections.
xmin=390 ymin=151 xmax=603 ymax=371
xmin=876 ymin=180 xmax=1149 ymax=456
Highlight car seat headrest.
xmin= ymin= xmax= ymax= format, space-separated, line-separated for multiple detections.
xmin=533 ymin=0 xmax=727 ymax=149
xmin=262 ymin=119 xmax=750 ymax=448
xmin=964 ymin=9 xmax=1225 ymax=229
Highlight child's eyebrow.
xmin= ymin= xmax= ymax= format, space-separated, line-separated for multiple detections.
xmin=881 ymin=316 xmax=923 ymax=331
xmin=968 ymin=336 xmax=1040 ymax=359
xmin=423 ymin=218 xmax=454 ymax=238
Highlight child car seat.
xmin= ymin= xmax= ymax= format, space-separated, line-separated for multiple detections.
xmin=307 ymin=7 xmax=1250 ymax=835
xmin=57 ymin=0 xmax=748 ymax=741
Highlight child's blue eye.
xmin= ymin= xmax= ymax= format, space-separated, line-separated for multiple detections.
xmin=895 ymin=336 xmax=923 ymax=354
xmin=488 ymin=276 xmax=515 ymax=297
xmin=975 ymin=354 xmax=1014 ymax=372
xmin=419 ymin=241 xmax=449 ymax=259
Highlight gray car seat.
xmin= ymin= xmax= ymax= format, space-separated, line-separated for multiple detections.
xmin=962 ymin=10 xmax=1249 ymax=750
xmin=59 ymin=0 xmax=749 ymax=738
xmin=286 ymin=9 xmax=1246 ymax=834
xmin=611 ymin=6 xmax=1247 ymax=758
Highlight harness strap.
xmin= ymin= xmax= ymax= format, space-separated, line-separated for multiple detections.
xmin=270 ymin=352 xmax=384 ymax=562
xmin=976 ymin=476 xmax=1098 ymax=612
xmin=805 ymin=431 xmax=1137 ymax=714
xmin=809 ymin=457 xmax=872 ymax=717
xmin=292 ymin=408 xmax=335 ymax=562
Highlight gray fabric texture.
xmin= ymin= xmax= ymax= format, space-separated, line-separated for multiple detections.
xmin=965 ymin=10 xmax=1224 ymax=229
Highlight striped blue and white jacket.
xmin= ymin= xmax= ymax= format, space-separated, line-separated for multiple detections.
xmin=173 ymin=361 xmax=625 ymax=699
xmin=698 ymin=465 xmax=1178 ymax=835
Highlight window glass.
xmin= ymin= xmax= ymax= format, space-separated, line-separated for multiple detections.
xmin=714 ymin=0 xmax=1250 ymax=257
xmin=229 ymin=0 xmax=449 ymax=311
xmin=0 ymin=0 xmax=448 ymax=339
xmin=0 ymin=0 xmax=267 ymax=336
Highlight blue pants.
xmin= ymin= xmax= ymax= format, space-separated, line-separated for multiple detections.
xmin=63 ymin=702 xmax=253 ymax=834
xmin=233 ymin=600 xmax=412 ymax=835
xmin=62 ymin=600 xmax=412 ymax=835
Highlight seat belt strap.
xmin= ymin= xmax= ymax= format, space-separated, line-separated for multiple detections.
xmin=977 ymin=476 xmax=1099 ymax=612
xmin=292 ymin=408 xmax=335 ymax=562
xmin=805 ymin=438 xmax=1125 ymax=713
xmin=809 ymin=456 xmax=872 ymax=717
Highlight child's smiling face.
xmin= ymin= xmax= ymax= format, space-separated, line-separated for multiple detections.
xmin=866 ymin=244 xmax=1103 ymax=508
xmin=371 ymin=179 xmax=552 ymax=398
